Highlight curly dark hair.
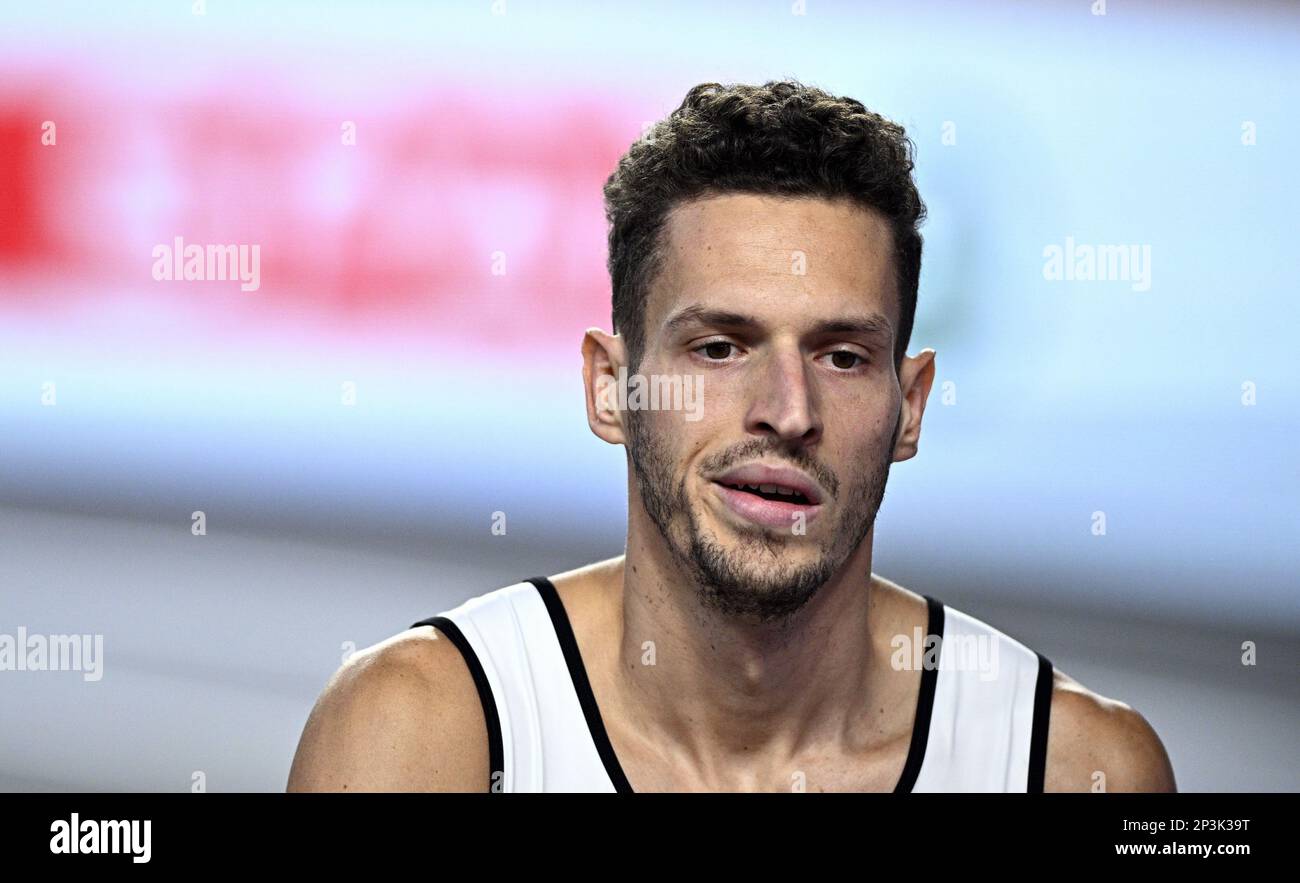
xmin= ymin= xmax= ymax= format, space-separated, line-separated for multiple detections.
xmin=602 ymin=80 xmax=926 ymax=371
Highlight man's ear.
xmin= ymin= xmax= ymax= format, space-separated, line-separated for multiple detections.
xmin=892 ymin=348 xmax=936 ymax=463
xmin=582 ymin=328 xmax=628 ymax=446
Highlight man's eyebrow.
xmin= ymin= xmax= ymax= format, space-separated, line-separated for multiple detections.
xmin=809 ymin=313 xmax=895 ymax=342
xmin=662 ymin=304 xmax=895 ymax=342
xmin=662 ymin=304 xmax=757 ymax=334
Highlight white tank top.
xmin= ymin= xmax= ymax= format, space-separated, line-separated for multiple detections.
xmin=413 ymin=576 xmax=1054 ymax=792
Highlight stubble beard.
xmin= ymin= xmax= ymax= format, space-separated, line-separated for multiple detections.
xmin=625 ymin=410 xmax=893 ymax=624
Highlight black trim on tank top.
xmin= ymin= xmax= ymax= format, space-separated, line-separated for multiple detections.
xmin=893 ymin=595 xmax=943 ymax=792
xmin=528 ymin=576 xmax=941 ymax=794
xmin=410 ymin=614 xmax=504 ymax=793
xmin=1026 ymin=652 xmax=1054 ymax=793
xmin=528 ymin=576 xmax=635 ymax=793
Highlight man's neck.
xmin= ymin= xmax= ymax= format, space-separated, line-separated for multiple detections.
xmin=606 ymin=527 xmax=888 ymax=787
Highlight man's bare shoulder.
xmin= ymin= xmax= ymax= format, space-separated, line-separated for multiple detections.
xmin=286 ymin=625 xmax=488 ymax=792
xmin=550 ymin=555 xmax=626 ymax=625
xmin=870 ymin=576 xmax=1176 ymax=793
xmin=549 ymin=555 xmax=625 ymax=595
xmin=868 ymin=572 xmax=931 ymax=633
xmin=1044 ymin=667 xmax=1177 ymax=792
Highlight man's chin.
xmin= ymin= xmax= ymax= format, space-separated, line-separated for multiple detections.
xmin=693 ymin=565 xmax=830 ymax=622
xmin=682 ymin=529 xmax=837 ymax=622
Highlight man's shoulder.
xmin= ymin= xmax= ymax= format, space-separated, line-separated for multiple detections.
xmin=286 ymin=624 xmax=489 ymax=792
xmin=873 ymin=577 xmax=1177 ymax=793
xmin=1043 ymin=666 xmax=1177 ymax=792
xmin=941 ymin=598 xmax=1178 ymax=793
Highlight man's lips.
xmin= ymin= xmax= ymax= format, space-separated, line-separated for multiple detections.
xmin=712 ymin=464 xmax=824 ymax=504
xmin=709 ymin=463 xmax=825 ymax=530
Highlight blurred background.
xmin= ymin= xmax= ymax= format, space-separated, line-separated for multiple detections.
xmin=1 ymin=0 xmax=1296 ymax=792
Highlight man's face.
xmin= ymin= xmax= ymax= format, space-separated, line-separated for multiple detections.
xmin=624 ymin=192 xmax=906 ymax=622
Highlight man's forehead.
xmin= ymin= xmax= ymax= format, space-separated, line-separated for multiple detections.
xmin=650 ymin=193 xmax=900 ymax=332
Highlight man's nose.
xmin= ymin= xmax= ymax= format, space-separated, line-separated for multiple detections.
xmin=744 ymin=348 xmax=822 ymax=446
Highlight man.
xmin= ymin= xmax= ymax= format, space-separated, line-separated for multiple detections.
xmin=287 ymin=81 xmax=1176 ymax=792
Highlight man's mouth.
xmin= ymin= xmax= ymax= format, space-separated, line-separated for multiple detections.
xmin=715 ymin=480 xmax=813 ymax=506
xmin=708 ymin=464 xmax=825 ymax=530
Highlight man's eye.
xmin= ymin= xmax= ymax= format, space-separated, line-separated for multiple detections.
xmin=697 ymin=341 xmax=735 ymax=360
xmin=827 ymin=350 xmax=864 ymax=370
